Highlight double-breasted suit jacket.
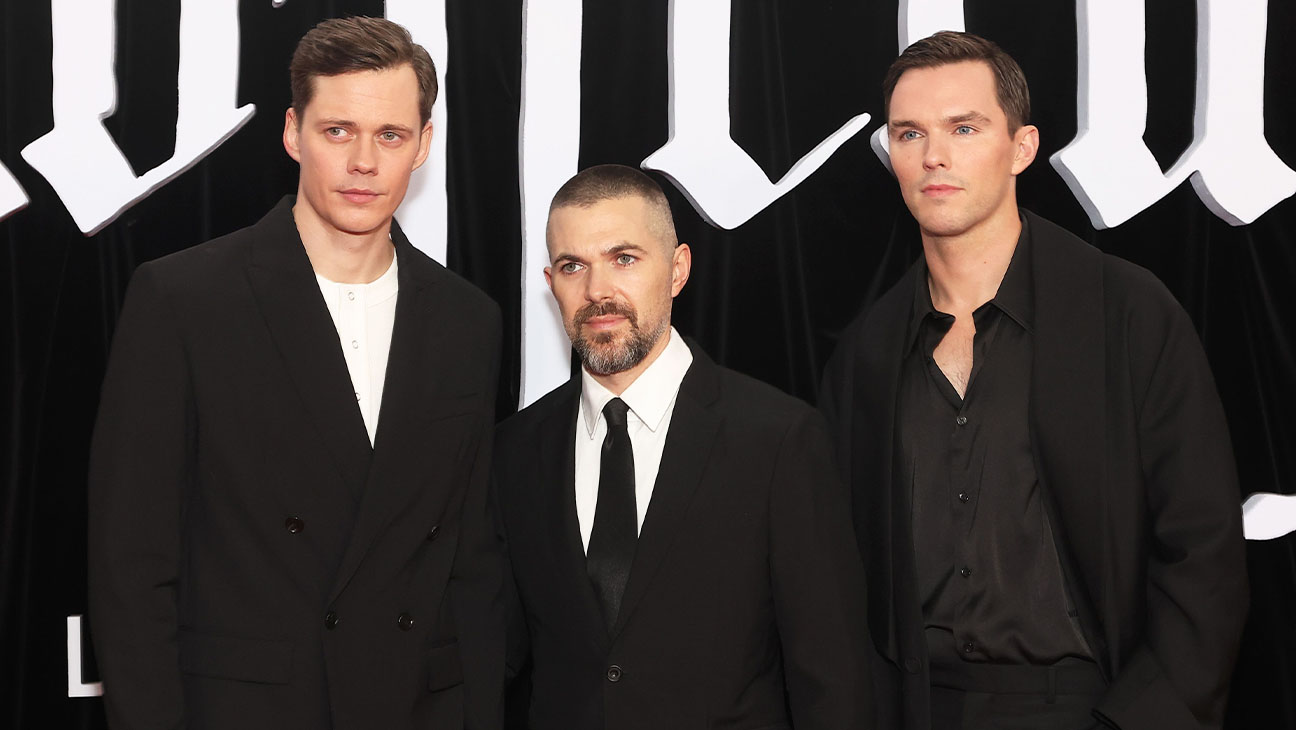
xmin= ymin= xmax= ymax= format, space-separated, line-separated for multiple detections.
xmin=88 ymin=198 xmax=505 ymax=730
xmin=495 ymin=345 xmax=873 ymax=730
xmin=820 ymin=211 xmax=1248 ymax=730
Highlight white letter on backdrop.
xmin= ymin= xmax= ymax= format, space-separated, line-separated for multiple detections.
xmin=642 ymin=0 xmax=871 ymax=230
xmin=21 ymin=0 xmax=253 ymax=235
xmin=66 ymin=615 xmax=103 ymax=698
xmin=870 ymin=0 xmax=966 ymax=171
xmin=386 ymin=0 xmax=449 ymax=263
xmin=1051 ymin=0 xmax=1296 ymax=228
xmin=0 ymin=164 xmax=28 ymax=221
xmin=517 ymin=0 xmax=582 ymax=407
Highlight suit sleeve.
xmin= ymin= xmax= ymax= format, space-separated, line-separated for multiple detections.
xmin=769 ymin=409 xmax=874 ymax=730
xmin=447 ymin=307 xmax=507 ymax=730
xmin=1095 ymin=289 xmax=1248 ymax=730
xmin=88 ymin=263 xmax=192 ymax=730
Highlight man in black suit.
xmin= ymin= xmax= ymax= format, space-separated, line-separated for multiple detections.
xmin=495 ymin=164 xmax=871 ymax=729
xmin=821 ymin=31 xmax=1248 ymax=730
xmin=88 ymin=17 xmax=503 ymax=730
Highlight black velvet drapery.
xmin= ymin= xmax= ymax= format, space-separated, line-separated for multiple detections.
xmin=3 ymin=1 xmax=1293 ymax=727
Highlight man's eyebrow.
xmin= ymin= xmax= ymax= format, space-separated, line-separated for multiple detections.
xmin=945 ymin=111 xmax=992 ymax=125
xmin=378 ymin=123 xmax=416 ymax=135
xmin=888 ymin=119 xmax=920 ymax=131
xmin=550 ymin=251 xmax=587 ymax=265
xmin=317 ymin=118 xmax=356 ymax=127
xmin=603 ymin=241 xmax=647 ymax=256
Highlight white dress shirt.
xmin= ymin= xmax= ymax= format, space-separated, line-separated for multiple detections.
xmin=315 ymin=253 xmax=399 ymax=446
xmin=575 ymin=327 xmax=694 ymax=552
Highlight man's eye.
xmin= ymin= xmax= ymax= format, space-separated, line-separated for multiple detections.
xmin=899 ymin=130 xmax=919 ymax=141
xmin=560 ymin=262 xmax=584 ymax=274
xmin=380 ymin=131 xmax=400 ymax=142
xmin=326 ymin=127 xmax=346 ymax=137
xmin=615 ymin=254 xmax=636 ymax=266
xmin=955 ymin=125 xmax=975 ymax=135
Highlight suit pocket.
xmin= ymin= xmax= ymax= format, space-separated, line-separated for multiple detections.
xmin=179 ymin=629 xmax=293 ymax=685
xmin=427 ymin=639 xmax=465 ymax=692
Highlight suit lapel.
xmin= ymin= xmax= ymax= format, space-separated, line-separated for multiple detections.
xmin=327 ymin=222 xmax=474 ymax=603
xmin=245 ymin=198 xmax=372 ymax=498
xmin=850 ymin=264 xmax=916 ymax=664
xmin=539 ymin=383 xmax=612 ymax=652
xmin=1025 ymin=211 xmax=1108 ymax=636
xmin=611 ymin=346 xmax=721 ymax=640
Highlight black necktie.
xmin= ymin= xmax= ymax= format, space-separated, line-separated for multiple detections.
xmin=586 ymin=397 xmax=637 ymax=633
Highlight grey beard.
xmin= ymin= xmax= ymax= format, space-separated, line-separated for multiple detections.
xmin=575 ymin=317 xmax=668 ymax=376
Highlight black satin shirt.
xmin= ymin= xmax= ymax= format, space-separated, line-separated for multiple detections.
xmin=899 ymin=218 xmax=1093 ymax=667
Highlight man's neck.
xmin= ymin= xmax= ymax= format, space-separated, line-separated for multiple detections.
xmin=921 ymin=208 xmax=1022 ymax=315
xmin=588 ymin=328 xmax=673 ymax=396
xmin=293 ymin=199 xmax=396 ymax=284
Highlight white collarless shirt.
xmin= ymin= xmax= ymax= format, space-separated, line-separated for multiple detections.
xmin=575 ymin=327 xmax=694 ymax=552
xmin=315 ymin=253 xmax=399 ymax=446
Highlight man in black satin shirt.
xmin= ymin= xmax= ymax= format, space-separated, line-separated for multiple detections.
xmin=820 ymin=31 xmax=1248 ymax=730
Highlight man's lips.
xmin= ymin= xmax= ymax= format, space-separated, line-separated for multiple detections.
xmin=340 ymin=189 xmax=381 ymax=203
xmin=922 ymin=184 xmax=962 ymax=196
xmin=583 ymin=314 xmax=628 ymax=330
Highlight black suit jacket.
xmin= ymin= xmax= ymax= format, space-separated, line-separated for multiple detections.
xmin=495 ymin=344 xmax=872 ymax=730
xmin=88 ymin=197 xmax=505 ymax=730
xmin=820 ymin=211 xmax=1248 ymax=730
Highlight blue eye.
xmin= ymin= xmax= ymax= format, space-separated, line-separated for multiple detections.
xmin=955 ymin=125 xmax=974 ymax=135
xmin=899 ymin=130 xmax=920 ymax=141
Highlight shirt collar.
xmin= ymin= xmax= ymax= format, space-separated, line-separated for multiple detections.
xmin=904 ymin=213 xmax=1035 ymax=351
xmin=314 ymin=250 xmax=400 ymax=303
xmin=580 ymin=327 xmax=694 ymax=439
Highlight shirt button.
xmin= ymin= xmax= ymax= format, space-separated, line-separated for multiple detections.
xmin=960 ymin=566 xmax=972 ymax=578
xmin=957 ymin=492 xmax=970 ymax=503
xmin=351 ymin=340 xmax=359 ymax=349
xmin=963 ymin=641 xmax=976 ymax=654
xmin=347 ymin=291 xmax=355 ymax=301
xmin=956 ymin=415 xmax=968 ymax=426
xmin=284 ymin=517 xmax=305 ymax=534
xmin=324 ymin=611 xmax=339 ymax=629
xmin=426 ymin=524 xmax=440 ymax=542
xmin=355 ymin=392 xmax=361 ymax=401
xmin=396 ymin=612 xmax=415 ymax=631
xmin=606 ymin=665 xmax=623 ymax=682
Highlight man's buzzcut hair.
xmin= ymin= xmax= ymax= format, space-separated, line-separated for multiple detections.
xmin=290 ymin=16 xmax=438 ymax=127
xmin=548 ymin=164 xmax=679 ymax=249
xmin=882 ymin=30 xmax=1031 ymax=131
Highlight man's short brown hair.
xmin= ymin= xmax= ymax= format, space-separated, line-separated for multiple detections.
xmin=290 ymin=16 xmax=437 ymax=126
xmin=882 ymin=31 xmax=1031 ymax=131
xmin=547 ymin=164 xmax=679 ymax=249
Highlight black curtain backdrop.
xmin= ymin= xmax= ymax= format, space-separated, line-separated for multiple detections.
xmin=3 ymin=1 xmax=1294 ymax=727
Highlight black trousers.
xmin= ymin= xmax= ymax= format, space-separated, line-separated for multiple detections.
xmin=929 ymin=660 xmax=1107 ymax=730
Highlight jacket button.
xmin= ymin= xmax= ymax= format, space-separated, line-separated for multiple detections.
xmin=397 ymin=612 xmax=415 ymax=631
xmin=426 ymin=524 xmax=440 ymax=542
xmin=957 ymin=492 xmax=970 ymax=503
xmin=903 ymin=657 xmax=922 ymax=674
xmin=285 ymin=517 xmax=305 ymax=534
xmin=324 ymin=611 xmax=339 ymax=629
xmin=960 ymin=566 xmax=972 ymax=578
xmin=963 ymin=641 xmax=976 ymax=654
xmin=606 ymin=665 xmax=622 ymax=682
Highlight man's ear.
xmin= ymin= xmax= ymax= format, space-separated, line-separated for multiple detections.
xmin=283 ymin=108 xmax=302 ymax=162
xmin=670 ymin=243 xmax=692 ymax=298
xmin=1011 ymin=124 xmax=1039 ymax=175
xmin=411 ymin=121 xmax=434 ymax=171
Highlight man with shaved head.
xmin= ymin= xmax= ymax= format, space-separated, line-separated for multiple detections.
xmin=821 ymin=30 xmax=1247 ymax=730
xmin=495 ymin=164 xmax=872 ymax=729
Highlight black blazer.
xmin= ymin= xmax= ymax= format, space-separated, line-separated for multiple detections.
xmin=88 ymin=198 xmax=505 ymax=730
xmin=820 ymin=210 xmax=1248 ymax=730
xmin=495 ymin=344 xmax=872 ymax=730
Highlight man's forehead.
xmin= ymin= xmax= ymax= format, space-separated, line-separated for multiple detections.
xmin=303 ymin=65 xmax=422 ymax=120
xmin=888 ymin=61 xmax=1000 ymax=119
